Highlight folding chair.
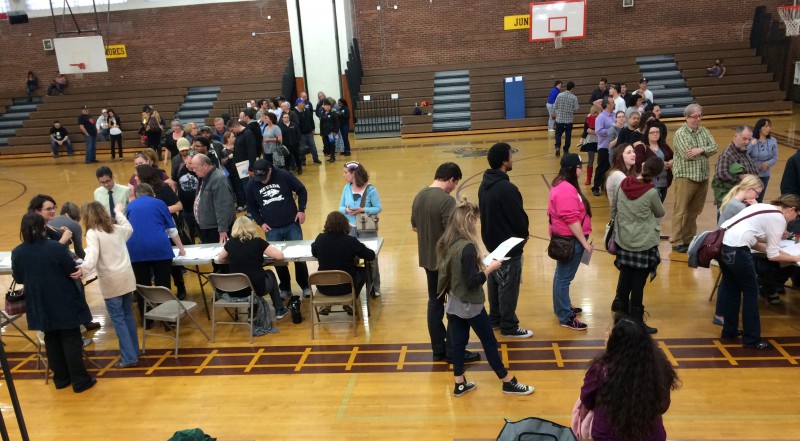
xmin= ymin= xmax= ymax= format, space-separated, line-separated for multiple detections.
xmin=308 ymin=270 xmax=358 ymax=339
xmin=207 ymin=273 xmax=255 ymax=344
xmin=137 ymin=284 xmax=210 ymax=358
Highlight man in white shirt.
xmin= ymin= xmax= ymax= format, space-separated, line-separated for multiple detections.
xmin=93 ymin=166 xmax=130 ymax=216
xmin=610 ymin=85 xmax=626 ymax=113
xmin=96 ymin=108 xmax=110 ymax=142
xmin=633 ymin=78 xmax=654 ymax=104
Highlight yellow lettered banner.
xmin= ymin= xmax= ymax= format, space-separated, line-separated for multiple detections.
xmin=104 ymin=44 xmax=127 ymax=59
xmin=504 ymin=14 xmax=530 ymax=30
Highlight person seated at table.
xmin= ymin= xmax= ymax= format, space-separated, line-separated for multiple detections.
xmin=218 ymin=217 xmax=288 ymax=320
xmin=310 ymin=211 xmax=375 ymax=315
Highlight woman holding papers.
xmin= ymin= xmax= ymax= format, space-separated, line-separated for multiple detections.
xmin=218 ymin=217 xmax=287 ymax=320
xmin=609 ymin=157 xmax=665 ymax=334
xmin=436 ymin=201 xmax=534 ymax=397
xmin=79 ymin=202 xmax=140 ymax=368
xmin=547 ymin=153 xmax=593 ymax=331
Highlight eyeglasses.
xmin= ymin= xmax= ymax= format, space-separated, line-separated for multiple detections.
xmin=39 ymin=205 xmax=56 ymax=212
xmin=688 ymin=114 xmax=702 ymax=120
xmin=98 ymin=179 xmax=113 ymax=185
xmin=188 ymin=151 xmax=196 ymax=156
xmin=345 ymin=161 xmax=359 ymax=170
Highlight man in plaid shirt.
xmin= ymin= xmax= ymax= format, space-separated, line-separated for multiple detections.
xmin=552 ymin=81 xmax=579 ymax=157
xmin=711 ymin=125 xmax=757 ymax=209
xmin=670 ymin=104 xmax=718 ymax=253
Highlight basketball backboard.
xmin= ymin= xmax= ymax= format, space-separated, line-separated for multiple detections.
xmin=53 ymin=36 xmax=109 ymax=74
xmin=529 ymin=0 xmax=586 ymax=43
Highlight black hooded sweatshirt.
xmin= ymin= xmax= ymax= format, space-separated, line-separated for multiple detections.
xmin=478 ymin=169 xmax=529 ymax=257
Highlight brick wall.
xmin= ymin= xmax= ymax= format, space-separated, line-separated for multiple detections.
xmin=0 ymin=1 xmax=291 ymax=95
xmin=353 ymin=0 xmax=784 ymax=71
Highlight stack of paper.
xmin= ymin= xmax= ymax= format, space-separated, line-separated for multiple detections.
xmin=282 ymin=245 xmax=312 ymax=259
xmin=176 ymin=247 xmax=221 ymax=260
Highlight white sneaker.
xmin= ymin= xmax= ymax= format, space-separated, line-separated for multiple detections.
xmin=302 ymin=288 xmax=312 ymax=298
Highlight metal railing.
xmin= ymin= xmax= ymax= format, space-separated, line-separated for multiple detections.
xmin=355 ymin=94 xmax=400 ymax=134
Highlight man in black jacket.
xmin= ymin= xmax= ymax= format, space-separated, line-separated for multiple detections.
xmin=240 ymin=107 xmax=263 ymax=148
xmin=232 ymin=120 xmax=259 ymax=212
xmin=293 ymin=99 xmax=322 ymax=165
xmin=781 ymin=150 xmax=800 ymax=233
xmin=246 ymin=159 xmax=311 ymax=298
xmin=478 ymin=142 xmax=532 ymax=338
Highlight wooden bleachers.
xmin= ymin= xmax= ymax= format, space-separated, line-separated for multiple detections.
xmin=0 ymin=76 xmax=283 ymax=157
xmin=357 ymin=41 xmax=790 ymax=137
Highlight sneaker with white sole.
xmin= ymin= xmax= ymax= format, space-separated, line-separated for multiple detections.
xmin=560 ymin=317 xmax=588 ymax=331
xmin=302 ymin=288 xmax=312 ymax=298
xmin=454 ymin=378 xmax=477 ymax=397
xmin=502 ymin=376 xmax=534 ymax=395
xmin=500 ymin=326 xmax=534 ymax=338
xmin=275 ymin=307 xmax=289 ymax=320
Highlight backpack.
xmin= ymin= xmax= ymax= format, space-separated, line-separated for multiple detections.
xmin=496 ymin=417 xmax=577 ymax=441
xmin=693 ymin=209 xmax=780 ymax=268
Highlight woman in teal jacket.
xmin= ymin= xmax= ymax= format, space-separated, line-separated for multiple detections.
xmin=339 ymin=161 xmax=382 ymax=295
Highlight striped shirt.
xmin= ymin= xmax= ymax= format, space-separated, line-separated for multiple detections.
xmin=672 ymin=124 xmax=718 ymax=182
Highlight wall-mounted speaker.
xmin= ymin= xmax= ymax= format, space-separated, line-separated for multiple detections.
xmin=8 ymin=11 xmax=29 ymax=24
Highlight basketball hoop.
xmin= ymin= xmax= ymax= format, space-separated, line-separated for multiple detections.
xmin=69 ymin=62 xmax=86 ymax=70
xmin=553 ymin=31 xmax=563 ymax=49
xmin=778 ymin=5 xmax=800 ymax=36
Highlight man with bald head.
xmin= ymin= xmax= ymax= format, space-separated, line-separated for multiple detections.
xmin=192 ymin=153 xmax=235 ymax=244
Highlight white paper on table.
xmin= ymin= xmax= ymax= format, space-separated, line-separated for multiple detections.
xmin=362 ymin=240 xmax=379 ymax=253
xmin=0 ymin=256 xmax=11 ymax=267
xmin=482 ymin=237 xmax=525 ymax=266
xmin=282 ymin=245 xmax=312 ymax=259
xmin=780 ymin=239 xmax=796 ymax=249
xmin=235 ymin=160 xmax=250 ymax=179
xmin=176 ymin=247 xmax=221 ymax=260
xmin=781 ymin=241 xmax=800 ymax=256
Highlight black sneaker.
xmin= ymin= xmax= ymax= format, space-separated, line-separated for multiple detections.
xmin=502 ymin=376 xmax=534 ymax=395
xmin=433 ymin=350 xmax=481 ymax=364
xmin=560 ymin=317 xmax=588 ymax=331
xmin=591 ymin=188 xmax=601 ymax=197
xmin=570 ymin=306 xmax=583 ymax=315
xmin=672 ymin=244 xmax=689 ymax=253
xmin=289 ymin=296 xmax=302 ymax=324
xmin=453 ymin=378 xmax=477 ymax=397
xmin=500 ymin=326 xmax=533 ymax=338
xmin=555 ymin=148 xmax=561 ymax=157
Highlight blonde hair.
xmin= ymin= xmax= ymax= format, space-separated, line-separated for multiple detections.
xmin=719 ymin=174 xmax=763 ymax=214
xmin=141 ymin=148 xmax=158 ymax=165
xmin=184 ymin=122 xmax=197 ymax=133
xmin=82 ymin=201 xmax=114 ymax=234
xmin=436 ymin=200 xmax=484 ymax=271
xmin=231 ymin=216 xmax=260 ymax=242
xmin=590 ymin=104 xmax=602 ymax=115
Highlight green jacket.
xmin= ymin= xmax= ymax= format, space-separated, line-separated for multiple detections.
xmin=437 ymin=238 xmax=485 ymax=304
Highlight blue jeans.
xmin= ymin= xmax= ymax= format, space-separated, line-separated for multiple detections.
xmin=266 ymin=222 xmax=309 ymax=291
xmin=487 ymin=255 xmax=522 ymax=332
xmin=104 ymin=293 xmax=140 ymax=364
xmin=449 ymin=308 xmax=507 ymax=378
xmin=546 ymin=103 xmax=555 ymax=130
xmin=757 ymin=176 xmax=769 ymax=203
xmin=553 ymin=238 xmax=585 ymax=324
xmin=301 ymin=133 xmax=320 ymax=162
xmin=84 ymin=134 xmax=97 ymax=163
xmin=51 ymin=140 xmax=73 ymax=157
xmin=718 ymin=245 xmax=761 ymax=346
xmin=97 ymin=128 xmax=109 ymax=142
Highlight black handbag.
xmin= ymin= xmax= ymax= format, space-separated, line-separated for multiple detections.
xmin=547 ymin=233 xmax=576 ymax=262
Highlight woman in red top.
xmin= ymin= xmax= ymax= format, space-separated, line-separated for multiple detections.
xmin=547 ymin=153 xmax=593 ymax=331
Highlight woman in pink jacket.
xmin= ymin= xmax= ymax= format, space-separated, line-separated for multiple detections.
xmin=548 ymin=153 xmax=593 ymax=331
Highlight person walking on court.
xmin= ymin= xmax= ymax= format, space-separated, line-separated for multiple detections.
xmin=553 ymin=81 xmax=579 ymax=157
xmin=670 ymin=104 xmax=718 ymax=253
xmin=437 ymin=201 xmax=535 ymax=397
xmin=546 ymin=81 xmax=562 ymax=132
xmin=411 ymin=162 xmax=480 ymax=364
xmin=478 ymin=142 xmax=532 ymax=338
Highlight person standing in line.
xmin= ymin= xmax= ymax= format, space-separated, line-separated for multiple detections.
xmin=293 ymin=98 xmax=322 ymax=165
xmin=552 ymin=81 xmax=580 ymax=157
xmin=670 ymin=104 xmax=718 ymax=253
xmin=748 ymin=118 xmax=779 ymax=203
xmin=79 ymin=202 xmax=140 ymax=368
xmin=436 ymin=201 xmax=535 ymax=397
xmin=589 ymin=77 xmax=608 ymax=105
xmin=49 ymin=202 xmax=85 ymax=260
xmin=337 ymin=98 xmax=352 ymax=156
xmin=192 ymin=154 xmax=236 ymax=245
xmin=12 ymin=212 xmax=96 ymax=393
xmin=610 ymin=157 xmax=666 ymax=334
xmin=546 ymin=80 xmax=562 ymax=132
xmin=711 ymin=125 xmax=757 ymax=214
xmin=411 ymin=162 xmax=481 ymax=364
xmin=78 ymin=105 xmax=99 ymax=164
xmin=547 ymin=153 xmax=592 ymax=331
xmin=320 ymin=98 xmax=340 ymax=163
xmin=592 ymin=97 xmax=616 ymax=197
xmin=478 ymin=142 xmax=533 ymax=338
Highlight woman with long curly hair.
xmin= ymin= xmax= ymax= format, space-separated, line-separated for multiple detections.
xmin=436 ymin=201 xmax=534 ymax=397
xmin=580 ymin=316 xmax=679 ymax=441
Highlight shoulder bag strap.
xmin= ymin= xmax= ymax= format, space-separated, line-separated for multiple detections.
xmin=724 ymin=209 xmax=782 ymax=230
xmin=359 ymin=185 xmax=371 ymax=209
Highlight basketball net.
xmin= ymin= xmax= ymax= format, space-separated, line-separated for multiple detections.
xmin=553 ymin=31 xmax=563 ymax=49
xmin=778 ymin=5 xmax=800 ymax=36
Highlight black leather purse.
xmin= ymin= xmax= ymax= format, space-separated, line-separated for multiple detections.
xmin=547 ymin=233 xmax=576 ymax=262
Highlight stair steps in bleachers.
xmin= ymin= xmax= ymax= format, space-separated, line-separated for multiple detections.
xmin=0 ymin=97 xmax=42 ymax=147
xmin=433 ymin=70 xmax=471 ymax=132
xmin=176 ymin=86 xmax=220 ymax=125
xmin=637 ymin=55 xmax=694 ymax=118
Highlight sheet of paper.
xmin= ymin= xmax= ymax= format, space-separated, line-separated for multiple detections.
xmin=0 ymin=256 xmax=11 ymax=268
xmin=282 ymin=245 xmax=312 ymax=259
xmin=362 ymin=240 xmax=379 ymax=253
xmin=482 ymin=237 xmax=524 ymax=266
xmin=580 ymin=248 xmax=591 ymax=266
xmin=235 ymin=160 xmax=250 ymax=179
xmin=175 ymin=247 xmax=221 ymax=260
xmin=780 ymin=241 xmax=800 ymax=256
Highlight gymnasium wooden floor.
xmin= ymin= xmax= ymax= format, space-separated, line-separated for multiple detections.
xmin=0 ymin=111 xmax=799 ymax=440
